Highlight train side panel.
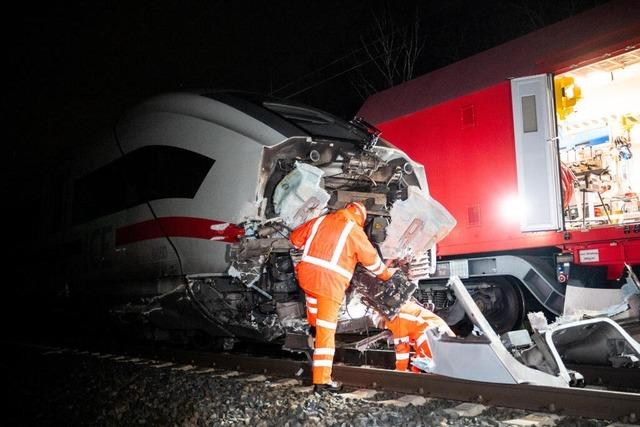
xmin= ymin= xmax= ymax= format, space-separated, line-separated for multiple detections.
xmin=375 ymin=82 xmax=527 ymax=256
xmin=68 ymin=93 xmax=287 ymax=290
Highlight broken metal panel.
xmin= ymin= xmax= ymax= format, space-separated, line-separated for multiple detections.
xmin=230 ymin=237 xmax=292 ymax=261
xmin=544 ymin=317 xmax=640 ymax=371
xmin=371 ymin=144 xmax=429 ymax=194
xmin=426 ymin=276 xmax=569 ymax=387
xmin=349 ymin=330 xmax=393 ymax=352
xmin=337 ymin=317 xmax=372 ymax=334
xmin=501 ymin=330 xmax=533 ymax=349
xmin=405 ymin=245 xmax=437 ymax=280
xmin=425 ymin=333 xmax=519 ymax=384
xmin=333 ymin=190 xmax=387 ymax=213
xmin=276 ymin=301 xmax=305 ymax=321
xmin=144 ymin=282 xmax=234 ymax=338
xmin=519 ymin=333 xmax=562 ymax=377
xmin=540 ymin=264 xmax=640 ymax=371
xmin=282 ymin=331 xmax=312 ymax=361
xmin=563 ymin=267 xmax=640 ymax=322
xmin=143 ymin=277 xmax=286 ymax=342
xmin=351 ymin=267 xmax=417 ymax=319
xmin=563 ymin=286 xmax=626 ymax=316
xmin=276 ymin=302 xmax=309 ymax=343
xmin=227 ymin=256 xmax=270 ymax=298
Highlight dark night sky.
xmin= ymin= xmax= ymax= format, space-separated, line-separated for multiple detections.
xmin=0 ymin=0 xmax=611 ymax=317
xmin=7 ymin=0 xmax=608 ymax=169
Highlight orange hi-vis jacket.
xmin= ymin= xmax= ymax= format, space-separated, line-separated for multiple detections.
xmin=385 ymin=300 xmax=450 ymax=344
xmin=290 ymin=208 xmax=392 ymax=303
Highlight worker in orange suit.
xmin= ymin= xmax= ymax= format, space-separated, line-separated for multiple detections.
xmin=382 ymin=298 xmax=454 ymax=372
xmin=290 ymin=201 xmax=392 ymax=393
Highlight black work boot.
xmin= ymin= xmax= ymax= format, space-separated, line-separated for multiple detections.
xmin=313 ymin=380 xmax=343 ymax=394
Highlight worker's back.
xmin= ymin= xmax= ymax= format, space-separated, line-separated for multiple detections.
xmin=291 ymin=206 xmax=390 ymax=302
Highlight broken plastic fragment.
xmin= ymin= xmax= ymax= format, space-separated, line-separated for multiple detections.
xmin=411 ymin=356 xmax=435 ymax=373
xmin=471 ymin=325 xmax=484 ymax=336
xmin=527 ymin=311 xmax=549 ymax=333
xmin=380 ymin=186 xmax=456 ymax=261
xmin=272 ymin=162 xmax=330 ymax=229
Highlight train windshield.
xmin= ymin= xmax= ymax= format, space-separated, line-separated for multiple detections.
xmin=205 ymin=91 xmax=391 ymax=148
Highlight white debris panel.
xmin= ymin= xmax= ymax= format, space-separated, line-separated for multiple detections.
xmin=272 ymin=161 xmax=330 ymax=229
xmin=380 ymin=185 xmax=456 ymax=261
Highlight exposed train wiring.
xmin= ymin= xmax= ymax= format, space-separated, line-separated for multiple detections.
xmin=112 ymin=123 xmax=186 ymax=279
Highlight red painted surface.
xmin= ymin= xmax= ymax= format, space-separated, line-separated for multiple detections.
xmin=564 ymin=238 xmax=640 ymax=280
xmin=358 ymin=0 xmax=640 ymax=284
xmin=379 ymin=82 xmax=515 ymax=255
xmin=115 ymin=217 xmax=244 ymax=246
xmin=379 ymin=81 xmax=640 ymax=262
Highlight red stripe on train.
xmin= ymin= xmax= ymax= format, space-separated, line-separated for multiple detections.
xmin=115 ymin=217 xmax=245 ymax=246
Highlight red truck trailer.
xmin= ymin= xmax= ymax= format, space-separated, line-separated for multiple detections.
xmin=358 ymin=0 xmax=640 ymax=333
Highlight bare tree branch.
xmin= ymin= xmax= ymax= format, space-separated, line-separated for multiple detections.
xmin=353 ymin=3 xmax=426 ymax=98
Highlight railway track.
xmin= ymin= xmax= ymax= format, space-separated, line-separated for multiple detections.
xmin=334 ymin=347 xmax=640 ymax=393
xmin=12 ymin=341 xmax=639 ymax=422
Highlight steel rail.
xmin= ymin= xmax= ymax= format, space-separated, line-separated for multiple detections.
xmin=8 ymin=341 xmax=639 ymax=421
xmin=335 ymin=348 xmax=640 ymax=392
xmin=121 ymin=345 xmax=640 ymax=421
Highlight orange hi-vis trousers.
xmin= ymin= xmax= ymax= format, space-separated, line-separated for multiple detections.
xmin=386 ymin=300 xmax=452 ymax=372
xmin=305 ymin=292 xmax=343 ymax=385
xmin=392 ymin=329 xmax=432 ymax=371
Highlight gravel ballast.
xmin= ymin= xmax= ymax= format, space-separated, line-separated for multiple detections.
xmin=3 ymin=347 xmax=627 ymax=427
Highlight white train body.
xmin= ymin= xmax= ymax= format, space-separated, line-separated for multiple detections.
xmin=48 ymin=91 xmax=451 ymax=343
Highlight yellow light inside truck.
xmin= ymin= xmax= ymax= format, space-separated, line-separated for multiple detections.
xmin=554 ymin=75 xmax=582 ymax=121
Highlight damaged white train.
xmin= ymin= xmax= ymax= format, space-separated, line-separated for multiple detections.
xmin=48 ymin=91 xmax=455 ymax=346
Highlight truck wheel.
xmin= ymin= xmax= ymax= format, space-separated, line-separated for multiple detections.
xmin=469 ymin=277 xmax=525 ymax=334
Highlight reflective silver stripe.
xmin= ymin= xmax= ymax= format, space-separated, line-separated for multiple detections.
xmin=372 ymin=263 xmax=387 ymax=276
xmin=306 ymin=297 xmax=317 ymax=304
xmin=301 ymin=216 xmax=355 ymax=280
xmin=398 ymin=313 xmax=426 ymax=323
xmin=316 ymin=319 xmax=337 ymax=330
xmin=314 ymin=348 xmax=335 ymax=356
xmin=393 ymin=336 xmax=410 ymax=344
xmin=364 ymin=257 xmax=382 ymax=271
xmin=313 ymin=360 xmax=333 ymax=367
xmin=330 ymin=221 xmax=354 ymax=264
xmin=301 ymin=255 xmax=353 ymax=280
xmin=308 ymin=307 xmax=318 ymax=314
xmin=416 ymin=333 xmax=428 ymax=347
xmin=365 ymin=256 xmax=387 ymax=276
xmin=303 ymin=216 xmax=326 ymax=257
xmin=395 ymin=352 xmax=410 ymax=360
xmin=353 ymin=202 xmax=366 ymax=219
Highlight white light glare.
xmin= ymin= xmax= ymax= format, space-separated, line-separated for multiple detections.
xmin=579 ymin=70 xmax=611 ymax=88
xmin=500 ymin=195 xmax=527 ymax=223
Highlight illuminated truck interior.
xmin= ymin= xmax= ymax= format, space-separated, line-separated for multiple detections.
xmin=555 ymin=48 xmax=640 ymax=230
